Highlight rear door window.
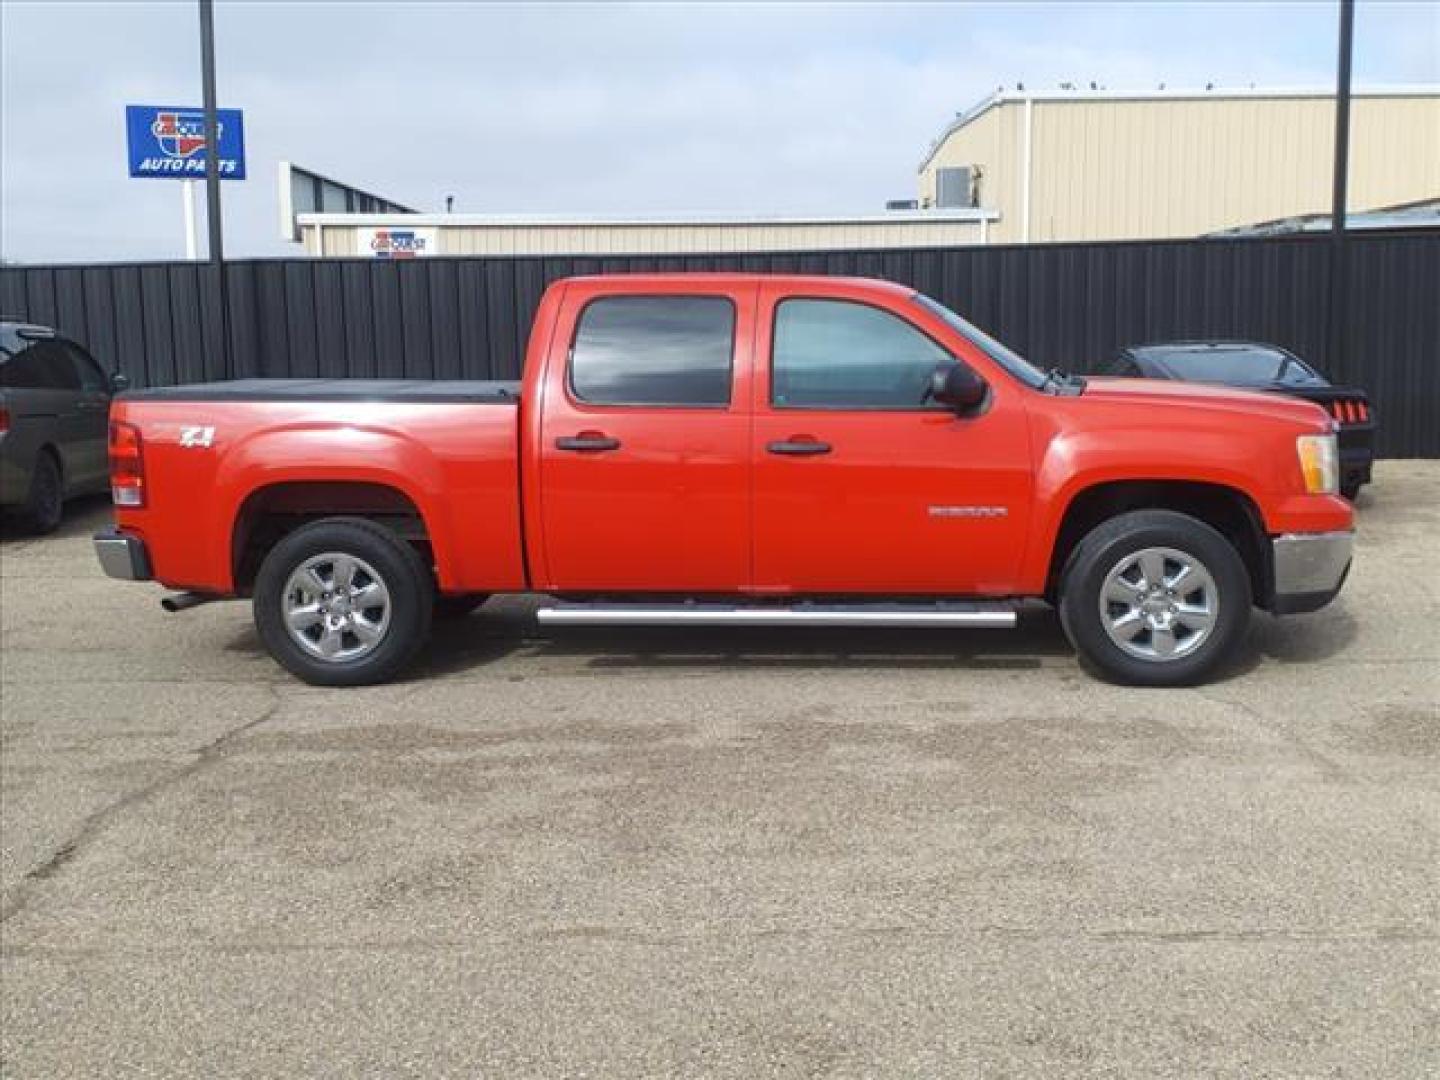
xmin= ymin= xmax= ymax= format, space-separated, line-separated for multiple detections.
xmin=569 ymin=296 xmax=735 ymax=407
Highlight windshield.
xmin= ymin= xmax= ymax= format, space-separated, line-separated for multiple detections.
xmin=911 ymin=294 xmax=1049 ymax=390
xmin=1145 ymin=345 xmax=1325 ymax=387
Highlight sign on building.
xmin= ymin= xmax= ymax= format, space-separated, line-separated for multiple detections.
xmin=356 ymin=226 xmax=437 ymax=259
xmin=125 ymin=105 xmax=246 ymax=179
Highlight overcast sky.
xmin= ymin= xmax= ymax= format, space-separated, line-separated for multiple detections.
xmin=2 ymin=1 xmax=1436 ymax=263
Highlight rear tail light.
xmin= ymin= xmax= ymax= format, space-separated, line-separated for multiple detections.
xmin=0 ymin=406 xmax=9 ymax=434
xmin=1328 ymin=399 xmax=1369 ymax=425
xmin=109 ymin=421 xmax=145 ymax=507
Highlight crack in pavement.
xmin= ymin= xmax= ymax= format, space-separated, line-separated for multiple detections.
xmin=3 ymin=923 xmax=1436 ymax=962
xmin=1194 ymin=687 xmax=1360 ymax=785
xmin=0 ymin=686 xmax=284 ymax=926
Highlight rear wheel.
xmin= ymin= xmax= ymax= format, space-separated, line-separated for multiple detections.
xmin=253 ymin=517 xmax=433 ymax=686
xmin=1340 ymin=481 xmax=1362 ymax=502
xmin=20 ymin=451 xmax=64 ymax=535
xmin=1058 ymin=510 xmax=1251 ymax=687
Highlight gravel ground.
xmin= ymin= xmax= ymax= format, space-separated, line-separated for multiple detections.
xmin=1 ymin=462 xmax=1436 ymax=1078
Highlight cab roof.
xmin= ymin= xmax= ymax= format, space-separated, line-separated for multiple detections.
xmin=555 ymin=273 xmax=915 ymax=295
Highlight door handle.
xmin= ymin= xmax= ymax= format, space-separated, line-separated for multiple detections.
xmin=555 ymin=432 xmax=621 ymax=453
xmin=767 ymin=438 xmax=832 ymax=456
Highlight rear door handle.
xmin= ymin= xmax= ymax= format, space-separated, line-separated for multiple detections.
xmin=555 ymin=433 xmax=621 ymax=453
xmin=767 ymin=438 xmax=832 ymax=456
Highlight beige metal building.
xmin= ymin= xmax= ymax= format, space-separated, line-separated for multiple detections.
xmin=918 ymin=86 xmax=1440 ymax=243
xmin=295 ymin=210 xmax=997 ymax=258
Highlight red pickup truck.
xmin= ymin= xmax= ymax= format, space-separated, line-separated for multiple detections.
xmin=94 ymin=274 xmax=1353 ymax=687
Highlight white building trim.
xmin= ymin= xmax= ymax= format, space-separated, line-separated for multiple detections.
xmin=298 ymin=209 xmax=1000 ymax=229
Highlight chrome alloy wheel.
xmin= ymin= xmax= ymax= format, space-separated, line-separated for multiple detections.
xmin=1098 ymin=546 xmax=1218 ymax=662
xmin=282 ymin=552 xmax=392 ymax=662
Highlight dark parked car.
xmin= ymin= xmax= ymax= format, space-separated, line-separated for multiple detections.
xmin=0 ymin=322 xmax=123 ymax=533
xmin=1101 ymin=341 xmax=1374 ymax=500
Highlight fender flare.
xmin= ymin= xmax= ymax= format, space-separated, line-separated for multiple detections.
xmin=215 ymin=424 xmax=458 ymax=591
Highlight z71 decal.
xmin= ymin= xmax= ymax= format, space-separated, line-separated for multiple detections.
xmin=179 ymin=425 xmax=216 ymax=448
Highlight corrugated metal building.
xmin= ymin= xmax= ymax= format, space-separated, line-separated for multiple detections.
xmin=918 ymin=86 xmax=1440 ymax=243
xmin=297 ymin=210 xmax=997 ymax=258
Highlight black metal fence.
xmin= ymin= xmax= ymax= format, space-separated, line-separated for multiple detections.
xmin=2 ymin=230 xmax=1436 ymax=456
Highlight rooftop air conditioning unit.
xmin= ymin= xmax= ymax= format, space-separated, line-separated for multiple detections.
xmin=935 ymin=166 xmax=979 ymax=209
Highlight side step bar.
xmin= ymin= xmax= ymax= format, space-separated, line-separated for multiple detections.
xmin=536 ymin=601 xmax=1017 ymax=629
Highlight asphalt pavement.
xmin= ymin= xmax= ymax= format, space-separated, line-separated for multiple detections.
xmin=1 ymin=463 xmax=1436 ymax=1077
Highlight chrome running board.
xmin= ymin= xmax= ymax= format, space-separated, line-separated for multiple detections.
xmin=536 ymin=601 xmax=1017 ymax=629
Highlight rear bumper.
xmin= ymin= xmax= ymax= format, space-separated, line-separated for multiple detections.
xmin=1270 ymin=530 xmax=1353 ymax=615
xmin=94 ymin=528 xmax=152 ymax=581
xmin=1338 ymin=425 xmax=1374 ymax=490
xmin=1339 ymin=445 xmax=1373 ymax=488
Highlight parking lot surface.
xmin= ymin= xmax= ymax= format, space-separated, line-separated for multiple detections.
xmin=1 ymin=462 xmax=1436 ymax=1078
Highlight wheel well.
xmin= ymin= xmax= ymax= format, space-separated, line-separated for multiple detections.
xmin=231 ymin=482 xmax=432 ymax=594
xmin=1046 ymin=481 xmax=1270 ymax=604
xmin=37 ymin=443 xmax=62 ymax=476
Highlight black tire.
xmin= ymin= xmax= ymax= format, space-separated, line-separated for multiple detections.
xmin=1340 ymin=481 xmax=1362 ymax=502
xmin=21 ymin=451 xmax=64 ymax=535
xmin=433 ymin=592 xmax=490 ymax=620
xmin=1058 ymin=510 xmax=1251 ymax=687
xmin=253 ymin=517 xmax=433 ymax=687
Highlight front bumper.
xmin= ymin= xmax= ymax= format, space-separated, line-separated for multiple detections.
xmin=94 ymin=528 xmax=152 ymax=581
xmin=1270 ymin=530 xmax=1353 ymax=615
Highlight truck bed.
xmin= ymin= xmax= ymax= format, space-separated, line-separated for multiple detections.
xmin=121 ymin=379 xmax=521 ymax=403
xmin=108 ymin=379 xmax=527 ymax=595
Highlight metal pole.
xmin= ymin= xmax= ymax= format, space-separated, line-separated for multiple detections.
xmin=1331 ymin=0 xmax=1354 ymax=242
xmin=198 ymin=0 xmax=231 ymax=377
xmin=1328 ymin=0 xmax=1354 ymax=373
xmin=199 ymin=0 xmax=224 ymax=263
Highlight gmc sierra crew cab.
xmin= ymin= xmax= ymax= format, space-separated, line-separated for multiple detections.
xmin=93 ymin=274 xmax=1354 ymax=687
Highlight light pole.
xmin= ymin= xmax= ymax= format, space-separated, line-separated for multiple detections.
xmin=198 ymin=0 xmax=231 ymax=378
xmin=1328 ymin=0 xmax=1355 ymax=373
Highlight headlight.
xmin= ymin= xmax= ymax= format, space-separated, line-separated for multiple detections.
xmin=1297 ymin=434 xmax=1338 ymax=495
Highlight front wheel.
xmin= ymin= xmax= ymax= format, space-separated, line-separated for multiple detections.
xmin=253 ymin=517 xmax=433 ymax=686
xmin=1058 ymin=510 xmax=1251 ymax=687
